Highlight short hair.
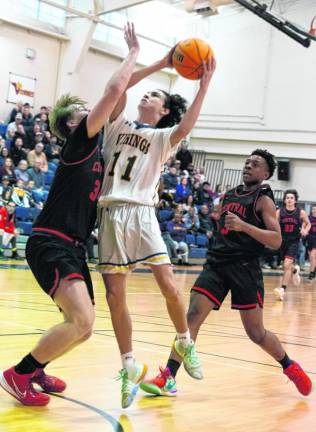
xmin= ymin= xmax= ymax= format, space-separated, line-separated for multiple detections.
xmin=251 ymin=149 xmax=276 ymax=179
xmin=49 ymin=93 xmax=86 ymax=140
xmin=283 ymin=189 xmax=298 ymax=203
xmin=156 ymin=90 xmax=187 ymax=129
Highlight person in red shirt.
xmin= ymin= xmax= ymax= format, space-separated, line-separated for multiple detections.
xmin=0 ymin=201 xmax=21 ymax=259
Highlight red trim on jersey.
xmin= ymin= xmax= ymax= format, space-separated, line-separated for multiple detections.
xmin=192 ymin=286 xmax=221 ymax=306
xmin=232 ymin=303 xmax=257 ymax=309
xmin=64 ymin=273 xmax=84 ymax=281
xmin=49 ymin=268 xmax=60 ymax=298
xmin=60 ymin=144 xmax=98 ymax=166
xmin=32 ymin=227 xmax=79 ymax=244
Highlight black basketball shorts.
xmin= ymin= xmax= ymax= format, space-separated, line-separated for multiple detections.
xmin=280 ymin=239 xmax=299 ymax=261
xmin=191 ymin=258 xmax=264 ymax=310
xmin=26 ymin=234 xmax=94 ymax=304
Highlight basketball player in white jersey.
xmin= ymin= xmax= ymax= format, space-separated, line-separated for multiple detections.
xmin=97 ymin=50 xmax=216 ymax=408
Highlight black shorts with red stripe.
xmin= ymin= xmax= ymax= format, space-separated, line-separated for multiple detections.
xmin=279 ymin=239 xmax=299 ymax=261
xmin=25 ymin=233 xmax=94 ymax=304
xmin=191 ymin=258 xmax=264 ymax=310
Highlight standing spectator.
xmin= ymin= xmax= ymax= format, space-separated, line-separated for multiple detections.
xmin=175 ymin=177 xmax=192 ymax=203
xmin=0 ymin=201 xmax=22 ymax=260
xmin=21 ymin=103 xmax=33 ymax=131
xmin=167 ymin=213 xmax=189 ymax=265
xmin=27 ymin=142 xmax=48 ymax=172
xmin=176 ymin=139 xmax=192 ymax=170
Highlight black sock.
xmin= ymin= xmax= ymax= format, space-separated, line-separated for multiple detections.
xmin=15 ymin=353 xmax=48 ymax=375
xmin=278 ymin=353 xmax=293 ymax=369
xmin=166 ymin=359 xmax=181 ymax=378
xmin=281 ymin=284 xmax=287 ymax=290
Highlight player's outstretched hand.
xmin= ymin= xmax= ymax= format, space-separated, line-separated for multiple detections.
xmin=124 ymin=22 xmax=140 ymax=53
xmin=199 ymin=57 xmax=216 ymax=91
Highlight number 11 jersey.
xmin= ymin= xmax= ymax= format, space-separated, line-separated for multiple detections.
xmin=98 ymin=112 xmax=177 ymax=207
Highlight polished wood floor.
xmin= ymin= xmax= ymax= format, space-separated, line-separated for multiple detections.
xmin=0 ymin=262 xmax=315 ymax=432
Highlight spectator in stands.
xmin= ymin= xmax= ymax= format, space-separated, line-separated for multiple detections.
xmin=183 ymin=194 xmax=197 ymax=214
xmin=0 ymin=136 xmax=6 ymax=153
xmin=7 ymin=101 xmax=23 ymax=124
xmin=213 ymin=183 xmax=226 ymax=206
xmin=45 ymin=135 xmax=61 ymax=164
xmin=38 ymin=112 xmax=49 ymax=132
xmin=0 ymin=201 xmax=22 ymax=260
xmin=194 ymin=167 xmax=206 ymax=184
xmin=33 ymin=106 xmax=48 ymax=122
xmin=6 ymin=113 xmax=23 ymax=139
xmin=27 ymin=160 xmax=45 ymax=190
xmin=167 ymin=213 xmax=190 ymax=265
xmin=14 ymin=160 xmax=30 ymax=184
xmin=195 ymin=181 xmax=214 ymax=208
xmin=25 ymin=179 xmax=43 ymax=209
xmin=0 ymin=147 xmax=10 ymax=167
xmin=175 ymin=176 xmax=192 ymax=203
xmin=27 ymin=123 xmax=42 ymax=150
xmin=184 ymin=206 xmax=200 ymax=234
xmin=10 ymin=137 xmax=28 ymax=166
xmin=0 ymin=157 xmax=17 ymax=184
xmin=27 ymin=142 xmax=48 ymax=172
xmin=10 ymin=179 xmax=36 ymax=208
xmin=21 ymin=103 xmax=33 ymax=131
xmin=176 ymin=139 xmax=193 ymax=170
xmin=198 ymin=204 xmax=214 ymax=241
xmin=13 ymin=123 xmax=28 ymax=148
xmin=163 ymin=166 xmax=179 ymax=192
xmin=0 ymin=176 xmax=12 ymax=205
xmin=173 ymin=159 xmax=182 ymax=176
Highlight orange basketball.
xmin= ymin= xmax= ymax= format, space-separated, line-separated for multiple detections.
xmin=172 ymin=38 xmax=213 ymax=80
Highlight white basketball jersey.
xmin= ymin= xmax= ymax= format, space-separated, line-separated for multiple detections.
xmin=98 ymin=112 xmax=177 ymax=207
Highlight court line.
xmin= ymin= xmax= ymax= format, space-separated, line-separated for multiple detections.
xmin=48 ymin=393 xmax=123 ymax=432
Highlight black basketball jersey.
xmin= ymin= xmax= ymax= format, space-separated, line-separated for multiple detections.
xmin=279 ymin=207 xmax=301 ymax=241
xmin=33 ymin=116 xmax=103 ymax=243
xmin=207 ymin=184 xmax=274 ymax=264
xmin=308 ymin=215 xmax=316 ymax=239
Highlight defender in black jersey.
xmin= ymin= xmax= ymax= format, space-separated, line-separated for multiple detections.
xmin=307 ymin=204 xmax=316 ymax=280
xmin=0 ymin=24 xmax=140 ymax=407
xmin=141 ymin=149 xmax=312 ymax=398
xmin=274 ymin=189 xmax=310 ymax=301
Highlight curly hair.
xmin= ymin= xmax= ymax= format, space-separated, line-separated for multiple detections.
xmin=156 ymin=90 xmax=187 ymax=129
xmin=251 ymin=149 xmax=276 ymax=179
xmin=283 ymin=189 xmax=298 ymax=204
xmin=49 ymin=93 xmax=86 ymax=140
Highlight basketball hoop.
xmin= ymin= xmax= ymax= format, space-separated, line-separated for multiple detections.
xmin=309 ymin=15 xmax=316 ymax=37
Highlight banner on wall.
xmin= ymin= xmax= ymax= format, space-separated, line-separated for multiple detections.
xmin=7 ymin=73 xmax=36 ymax=106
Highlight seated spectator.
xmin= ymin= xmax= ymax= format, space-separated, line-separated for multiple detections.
xmin=45 ymin=135 xmax=61 ymax=164
xmin=183 ymin=194 xmax=197 ymax=214
xmin=213 ymin=183 xmax=227 ymax=206
xmin=0 ymin=136 xmax=6 ymax=153
xmin=0 ymin=176 xmax=12 ymax=205
xmin=27 ymin=142 xmax=48 ymax=172
xmin=163 ymin=166 xmax=179 ymax=192
xmin=173 ymin=159 xmax=182 ymax=176
xmin=27 ymin=123 xmax=42 ymax=150
xmin=167 ymin=213 xmax=189 ymax=265
xmin=198 ymin=204 xmax=214 ymax=240
xmin=38 ymin=112 xmax=49 ymax=132
xmin=175 ymin=177 xmax=192 ymax=203
xmin=10 ymin=179 xmax=37 ymax=208
xmin=14 ymin=159 xmax=30 ymax=183
xmin=13 ymin=123 xmax=28 ymax=148
xmin=0 ymin=147 xmax=10 ymax=167
xmin=0 ymin=157 xmax=16 ymax=184
xmin=6 ymin=113 xmax=23 ymax=139
xmin=0 ymin=201 xmax=22 ymax=260
xmin=27 ymin=161 xmax=48 ymax=202
xmin=195 ymin=181 xmax=214 ymax=208
xmin=183 ymin=206 xmax=200 ymax=234
xmin=25 ymin=180 xmax=44 ymax=208
xmin=10 ymin=137 xmax=28 ymax=166
xmin=33 ymin=106 xmax=49 ymax=122
xmin=176 ymin=139 xmax=193 ymax=170
xmin=194 ymin=167 xmax=206 ymax=184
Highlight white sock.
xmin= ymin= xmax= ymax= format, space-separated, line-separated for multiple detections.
xmin=177 ymin=330 xmax=191 ymax=347
xmin=121 ymin=352 xmax=135 ymax=371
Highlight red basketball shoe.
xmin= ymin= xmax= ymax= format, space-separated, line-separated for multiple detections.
xmin=0 ymin=367 xmax=50 ymax=406
xmin=140 ymin=367 xmax=177 ymax=396
xmin=32 ymin=369 xmax=66 ymax=393
xmin=283 ymin=361 xmax=312 ymax=396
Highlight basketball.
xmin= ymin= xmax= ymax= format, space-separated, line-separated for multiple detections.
xmin=172 ymin=38 xmax=213 ymax=80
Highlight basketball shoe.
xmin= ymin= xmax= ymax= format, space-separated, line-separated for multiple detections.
xmin=173 ymin=340 xmax=203 ymax=380
xmin=292 ymin=264 xmax=301 ymax=286
xmin=117 ymin=362 xmax=148 ymax=408
xmin=283 ymin=361 xmax=312 ymax=396
xmin=32 ymin=368 xmax=66 ymax=393
xmin=0 ymin=367 xmax=50 ymax=406
xmin=274 ymin=287 xmax=285 ymax=301
xmin=140 ymin=367 xmax=177 ymax=396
